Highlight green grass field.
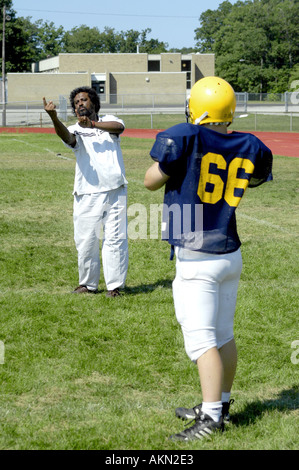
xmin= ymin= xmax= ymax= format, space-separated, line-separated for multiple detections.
xmin=65 ymin=112 xmax=299 ymax=132
xmin=0 ymin=129 xmax=298 ymax=450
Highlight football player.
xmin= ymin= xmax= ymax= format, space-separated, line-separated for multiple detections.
xmin=144 ymin=77 xmax=273 ymax=441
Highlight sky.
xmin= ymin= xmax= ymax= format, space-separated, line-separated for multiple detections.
xmin=11 ymin=0 xmax=238 ymax=50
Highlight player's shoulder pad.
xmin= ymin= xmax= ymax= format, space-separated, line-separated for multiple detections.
xmin=242 ymin=131 xmax=272 ymax=154
xmin=158 ymin=122 xmax=200 ymax=138
xmin=155 ymin=123 xmax=201 ymax=148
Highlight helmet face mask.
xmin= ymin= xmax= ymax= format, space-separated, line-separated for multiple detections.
xmin=187 ymin=77 xmax=236 ymax=126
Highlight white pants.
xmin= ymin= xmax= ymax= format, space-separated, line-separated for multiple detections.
xmin=172 ymin=246 xmax=242 ymax=362
xmin=73 ymin=186 xmax=128 ymax=291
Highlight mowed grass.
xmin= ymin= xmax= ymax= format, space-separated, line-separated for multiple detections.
xmin=0 ymin=130 xmax=298 ymax=450
xmin=67 ymin=112 xmax=299 ymax=132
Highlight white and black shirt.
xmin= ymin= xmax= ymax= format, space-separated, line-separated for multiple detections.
xmin=64 ymin=115 xmax=127 ymax=195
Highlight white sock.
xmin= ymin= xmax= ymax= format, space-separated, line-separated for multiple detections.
xmin=221 ymin=392 xmax=231 ymax=403
xmin=202 ymin=401 xmax=222 ymax=422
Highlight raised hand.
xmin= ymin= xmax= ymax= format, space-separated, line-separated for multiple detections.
xmin=42 ymin=96 xmax=76 ymax=146
xmin=43 ymin=97 xmax=57 ymax=119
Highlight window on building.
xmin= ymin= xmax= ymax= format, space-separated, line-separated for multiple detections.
xmin=148 ymin=60 xmax=160 ymax=72
xmin=181 ymin=60 xmax=191 ymax=90
xmin=92 ymin=81 xmax=106 ymax=99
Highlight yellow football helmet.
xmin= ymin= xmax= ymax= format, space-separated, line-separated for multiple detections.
xmin=187 ymin=76 xmax=236 ymax=125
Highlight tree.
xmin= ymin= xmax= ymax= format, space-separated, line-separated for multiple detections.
xmin=26 ymin=19 xmax=65 ymax=60
xmin=1 ymin=2 xmax=38 ymax=73
xmin=117 ymin=28 xmax=167 ymax=53
xmin=62 ymin=25 xmax=167 ymax=54
xmin=288 ymin=63 xmax=299 ymax=91
xmin=63 ymin=25 xmax=103 ymax=53
xmin=1 ymin=1 xmax=65 ymax=72
xmin=195 ymin=0 xmax=233 ymax=53
xmin=98 ymin=27 xmax=121 ymax=53
xmin=0 ymin=0 xmax=12 ymax=11
xmin=139 ymin=29 xmax=168 ymax=53
xmin=194 ymin=0 xmax=299 ymax=92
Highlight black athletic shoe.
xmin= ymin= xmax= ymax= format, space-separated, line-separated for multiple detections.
xmin=170 ymin=412 xmax=224 ymax=441
xmin=175 ymin=403 xmax=202 ymax=421
xmin=222 ymin=399 xmax=234 ymax=423
xmin=175 ymin=399 xmax=234 ymax=423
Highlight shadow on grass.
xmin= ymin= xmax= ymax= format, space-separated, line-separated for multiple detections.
xmin=232 ymin=386 xmax=299 ymax=426
xmin=67 ymin=280 xmax=173 ymax=296
xmin=123 ymin=279 xmax=173 ymax=295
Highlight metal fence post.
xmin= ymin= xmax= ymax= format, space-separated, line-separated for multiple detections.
xmin=59 ymin=96 xmax=68 ymax=121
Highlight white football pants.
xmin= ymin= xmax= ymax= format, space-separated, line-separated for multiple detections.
xmin=73 ymin=186 xmax=128 ymax=291
xmin=172 ymin=246 xmax=242 ymax=362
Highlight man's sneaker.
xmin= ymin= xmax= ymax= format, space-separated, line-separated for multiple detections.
xmin=222 ymin=399 xmax=234 ymax=423
xmin=175 ymin=403 xmax=202 ymax=421
xmin=106 ymin=288 xmax=121 ymax=298
xmin=72 ymin=285 xmax=98 ymax=294
xmin=175 ymin=399 xmax=234 ymax=423
xmin=170 ymin=413 xmax=224 ymax=441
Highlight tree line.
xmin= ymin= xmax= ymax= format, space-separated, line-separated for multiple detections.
xmin=195 ymin=0 xmax=299 ymax=92
xmin=1 ymin=0 xmax=298 ymax=93
xmin=0 ymin=0 xmax=169 ymax=72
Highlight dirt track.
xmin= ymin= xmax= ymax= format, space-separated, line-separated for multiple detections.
xmin=0 ymin=127 xmax=298 ymax=158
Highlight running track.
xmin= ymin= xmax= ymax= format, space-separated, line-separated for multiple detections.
xmin=123 ymin=129 xmax=299 ymax=158
xmin=0 ymin=127 xmax=298 ymax=158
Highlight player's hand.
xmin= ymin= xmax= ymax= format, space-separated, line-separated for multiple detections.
xmin=43 ymin=97 xmax=57 ymax=118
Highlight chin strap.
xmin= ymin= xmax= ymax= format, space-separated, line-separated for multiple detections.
xmin=185 ymin=97 xmax=190 ymax=123
xmin=185 ymin=96 xmax=209 ymax=125
xmin=194 ymin=112 xmax=209 ymax=125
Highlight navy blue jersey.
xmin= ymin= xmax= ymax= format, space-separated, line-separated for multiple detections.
xmin=150 ymin=123 xmax=273 ymax=254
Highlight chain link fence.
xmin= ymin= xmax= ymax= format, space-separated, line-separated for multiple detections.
xmin=1 ymin=92 xmax=299 ymax=131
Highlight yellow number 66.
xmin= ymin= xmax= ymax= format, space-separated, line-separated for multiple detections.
xmin=197 ymin=152 xmax=255 ymax=208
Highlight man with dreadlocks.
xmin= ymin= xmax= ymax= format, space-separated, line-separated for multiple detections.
xmin=43 ymin=86 xmax=128 ymax=297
